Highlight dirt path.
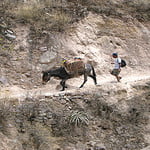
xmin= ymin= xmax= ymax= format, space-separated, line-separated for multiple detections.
xmin=0 ymin=71 xmax=150 ymax=101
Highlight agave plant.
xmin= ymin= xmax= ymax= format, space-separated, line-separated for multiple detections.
xmin=69 ymin=110 xmax=89 ymax=127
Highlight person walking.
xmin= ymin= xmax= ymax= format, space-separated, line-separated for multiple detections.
xmin=110 ymin=53 xmax=122 ymax=82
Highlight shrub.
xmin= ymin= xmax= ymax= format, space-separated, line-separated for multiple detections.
xmin=14 ymin=1 xmax=72 ymax=32
xmin=69 ymin=110 xmax=89 ymax=127
xmin=0 ymin=100 xmax=12 ymax=120
xmin=49 ymin=12 xmax=71 ymax=32
xmin=15 ymin=2 xmax=43 ymax=23
xmin=0 ymin=99 xmax=13 ymax=134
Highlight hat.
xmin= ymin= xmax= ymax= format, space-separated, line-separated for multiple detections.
xmin=112 ymin=53 xmax=118 ymax=56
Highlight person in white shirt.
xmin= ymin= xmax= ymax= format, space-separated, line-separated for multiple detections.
xmin=111 ymin=53 xmax=122 ymax=82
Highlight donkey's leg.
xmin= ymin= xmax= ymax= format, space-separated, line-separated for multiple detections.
xmin=79 ymin=74 xmax=87 ymax=88
xmin=60 ymin=80 xmax=66 ymax=91
xmin=89 ymin=75 xmax=97 ymax=85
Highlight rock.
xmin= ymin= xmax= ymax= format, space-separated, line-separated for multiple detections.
xmin=94 ymin=143 xmax=106 ymax=150
xmin=141 ymin=146 xmax=150 ymax=150
xmin=0 ymin=132 xmax=23 ymax=150
xmin=0 ymin=76 xmax=9 ymax=85
xmin=4 ymin=30 xmax=16 ymax=40
xmin=39 ymin=47 xmax=48 ymax=52
xmin=40 ymin=51 xmax=57 ymax=64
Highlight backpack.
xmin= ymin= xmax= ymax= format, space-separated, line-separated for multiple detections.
xmin=120 ymin=59 xmax=126 ymax=67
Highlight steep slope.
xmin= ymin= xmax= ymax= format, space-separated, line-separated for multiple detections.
xmin=1 ymin=13 xmax=150 ymax=90
xmin=0 ymin=1 xmax=150 ymax=150
xmin=0 ymin=78 xmax=150 ymax=150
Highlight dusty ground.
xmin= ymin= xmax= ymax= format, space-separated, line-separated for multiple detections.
xmin=0 ymin=7 xmax=150 ymax=150
xmin=0 ymin=70 xmax=150 ymax=100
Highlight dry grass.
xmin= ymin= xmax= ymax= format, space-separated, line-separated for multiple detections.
xmin=46 ymin=12 xmax=72 ymax=31
xmin=13 ymin=0 xmax=72 ymax=32
xmin=96 ymin=18 xmax=139 ymax=39
xmin=15 ymin=3 xmax=43 ymax=23
xmin=1 ymin=0 xmax=86 ymax=33
xmin=1 ymin=0 xmax=149 ymax=35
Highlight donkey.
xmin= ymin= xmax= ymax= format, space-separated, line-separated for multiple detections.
xmin=42 ymin=63 xmax=97 ymax=91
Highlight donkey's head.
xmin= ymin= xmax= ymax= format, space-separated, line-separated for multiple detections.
xmin=42 ymin=71 xmax=51 ymax=84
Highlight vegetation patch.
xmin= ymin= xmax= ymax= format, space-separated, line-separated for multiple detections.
xmin=69 ymin=110 xmax=89 ymax=127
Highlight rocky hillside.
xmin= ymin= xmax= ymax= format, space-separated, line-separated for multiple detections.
xmin=0 ymin=0 xmax=150 ymax=150
xmin=0 ymin=0 xmax=150 ymax=89
xmin=0 ymin=79 xmax=150 ymax=150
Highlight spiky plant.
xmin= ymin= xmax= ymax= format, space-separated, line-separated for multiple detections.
xmin=69 ymin=111 xmax=89 ymax=127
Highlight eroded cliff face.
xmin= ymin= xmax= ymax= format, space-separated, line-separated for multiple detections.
xmin=0 ymin=0 xmax=150 ymax=150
